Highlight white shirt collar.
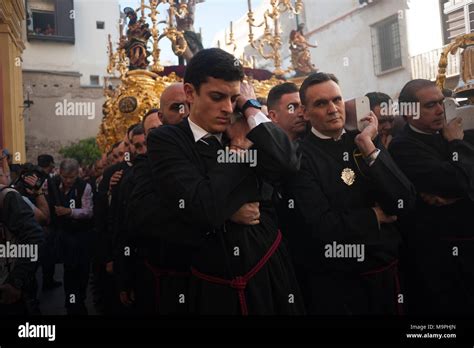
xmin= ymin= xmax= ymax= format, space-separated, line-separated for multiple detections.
xmin=409 ymin=124 xmax=438 ymax=135
xmin=311 ymin=127 xmax=346 ymax=141
xmin=188 ymin=116 xmax=223 ymax=143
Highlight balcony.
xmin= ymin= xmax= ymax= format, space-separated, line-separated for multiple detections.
xmin=410 ymin=45 xmax=460 ymax=81
xmin=26 ymin=0 xmax=75 ymax=44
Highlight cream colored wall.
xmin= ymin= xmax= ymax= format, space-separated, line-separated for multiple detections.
xmin=0 ymin=0 xmax=26 ymax=163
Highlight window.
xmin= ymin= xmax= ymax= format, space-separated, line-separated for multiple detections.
xmin=26 ymin=0 xmax=75 ymax=43
xmin=96 ymin=21 xmax=105 ymax=30
xmin=371 ymin=15 xmax=402 ymax=75
xmin=442 ymin=0 xmax=474 ymax=43
xmin=90 ymin=75 xmax=100 ymax=86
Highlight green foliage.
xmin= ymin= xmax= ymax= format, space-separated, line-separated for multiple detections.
xmin=59 ymin=137 xmax=101 ymax=166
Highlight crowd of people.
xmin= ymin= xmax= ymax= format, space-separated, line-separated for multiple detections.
xmin=1 ymin=48 xmax=473 ymax=316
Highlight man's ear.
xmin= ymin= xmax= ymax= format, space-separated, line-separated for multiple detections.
xmin=158 ymin=111 xmax=164 ymax=122
xmin=268 ymin=109 xmax=278 ymax=123
xmin=183 ymin=83 xmax=195 ymax=105
xmin=301 ymin=105 xmax=310 ymax=121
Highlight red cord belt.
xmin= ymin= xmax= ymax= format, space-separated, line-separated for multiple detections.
xmin=143 ymin=259 xmax=190 ymax=313
xmin=360 ymin=259 xmax=403 ymax=315
xmin=191 ymin=230 xmax=282 ymax=316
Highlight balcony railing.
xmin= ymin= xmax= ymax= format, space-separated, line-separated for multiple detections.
xmin=410 ymin=45 xmax=460 ymax=81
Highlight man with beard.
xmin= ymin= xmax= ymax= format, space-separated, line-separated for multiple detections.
xmin=389 ymin=79 xmax=474 ymax=315
xmin=283 ymin=72 xmax=416 ymax=315
xmin=146 ymin=48 xmax=304 ymax=315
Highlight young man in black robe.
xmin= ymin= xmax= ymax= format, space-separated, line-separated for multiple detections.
xmin=117 ymin=88 xmax=193 ymax=315
xmin=146 ymin=48 xmax=304 ymax=315
xmin=93 ymin=133 xmax=130 ymax=315
xmin=389 ymin=79 xmax=474 ymax=315
xmin=284 ymin=72 xmax=416 ymax=315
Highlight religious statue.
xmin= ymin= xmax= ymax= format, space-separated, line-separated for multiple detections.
xmin=121 ymin=7 xmax=152 ymax=70
xmin=289 ymin=23 xmax=318 ymax=77
xmin=175 ymin=0 xmax=205 ymax=65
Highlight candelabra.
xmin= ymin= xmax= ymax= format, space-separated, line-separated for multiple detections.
xmin=140 ymin=0 xmax=188 ymax=73
xmin=225 ymin=21 xmax=237 ymax=54
xmin=247 ymin=0 xmax=302 ymax=76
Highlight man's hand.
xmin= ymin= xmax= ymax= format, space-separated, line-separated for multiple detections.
xmin=230 ymin=202 xmax=260 ymax=225
xmin=23 ymin=174 xmax=39 ymax=195
xmin=372 ymin=206 xmax=397 ymax=225
xmin=0 ymin=283 xmax=22 ymax=304
xmin=355 ymin=112 xmax=378 ymax=157
xmin=420 ymin=192 xmax=461 ymax=207
xmin=236 ymin=80 xmax=259 ymax=119
xmin=119 ymin=290 xmax=135 ymax=307
xmin=109 ymin=170 xmax=123 ymax=192
xmin=55 ymin=206 xmax=72 ymax=216
xmin=226 ymin=116 xmax=253 ymax=150
xmin=442 ymin=117 xmax=464 ymax=142
xmin=106 ymin=261 xmax=114 ymax=274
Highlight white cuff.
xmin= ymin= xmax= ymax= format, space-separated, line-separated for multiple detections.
xmin=247 ymin=111 xmax=271 ymax=130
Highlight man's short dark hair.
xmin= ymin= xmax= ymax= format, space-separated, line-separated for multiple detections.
xmin=267 ymin=82 xmax=299 ymax=110
xmin=112 ymin=141 xmax=121 ymax=150
xmin=299 ymin=72 xmax=339 ymax=106
xmin=399 ymin=79 xmax=437 ymax=105
xmin=127 ymin=123 xmax=140 ymax=138
xmin=131 ymin=124 xmax=145 ymax=137
xmin=37 ymin=154 xmax=54 ymax=168
xmin=184 ymin=48 xmax=244 ymax=92
xmin=365 ymin=92 xmax=392 ymax=111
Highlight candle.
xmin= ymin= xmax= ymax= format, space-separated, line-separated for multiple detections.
xmin=230 ymin=21 xmax=233 ymax=34
xmin=248 ymin=0 xmax=252 ymax=12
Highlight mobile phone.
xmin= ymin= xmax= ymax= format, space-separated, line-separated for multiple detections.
xmin=444 ymin=98 xmax=474 ymax=130
xmin=355 ymin=96 xmax=371 ymax=132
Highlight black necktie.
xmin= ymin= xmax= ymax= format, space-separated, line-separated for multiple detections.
xmin=202 ymin=135 xmax=222 ymax=150
xmin=196 ymin=136 xmax=223 ymax=171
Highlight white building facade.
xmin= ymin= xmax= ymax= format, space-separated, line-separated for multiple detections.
xmin=22 ymin=0 xmax=121 ymax=161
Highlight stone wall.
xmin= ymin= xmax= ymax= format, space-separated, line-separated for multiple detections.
xmin=22 ymin=70 xmax=105 ymax=162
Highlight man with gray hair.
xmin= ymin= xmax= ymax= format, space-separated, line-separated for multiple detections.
xmin=47 ymin=158 xmax=93 ymax=315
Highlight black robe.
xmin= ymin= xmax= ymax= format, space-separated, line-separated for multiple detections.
xmin=146 ymin=117 xmax=305 ymax=315
xmin=283 ymin=130 xmax=416 ymax=315
xmin=123 ymin=153 xmax=193 ymax=315
xmin=389 ymin=124 xmax=474 ymax=315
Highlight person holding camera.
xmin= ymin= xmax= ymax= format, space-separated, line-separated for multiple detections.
xmin=0 ymin=183 xmax=44 ymax=315
xmin=12 ymin=165 xmax=50 ymax=226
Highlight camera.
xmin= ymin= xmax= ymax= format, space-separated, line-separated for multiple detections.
xmin=12 ymin=163 xmax=48 ymax=193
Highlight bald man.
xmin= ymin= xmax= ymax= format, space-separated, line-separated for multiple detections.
xmin=158 ymin=83 xmax=189 ymax=125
